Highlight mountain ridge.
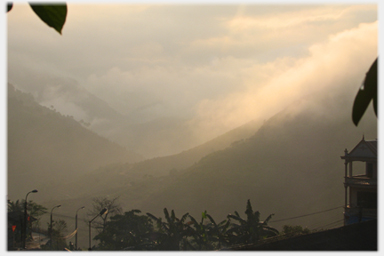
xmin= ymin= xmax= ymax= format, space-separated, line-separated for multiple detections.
xmin=7 ymin=83 xmax=143 ymax=201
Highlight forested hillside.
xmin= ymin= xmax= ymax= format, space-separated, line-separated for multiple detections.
xmin=136 ymin=85 xmax=377 ymax=230
xmin=8 ymin=77 xmax=377 ymax=239
xmin=35 ymin=79 xmax=376 ymax=230
xmin=120 ymin=118 xmax=263 ymax=177
xmin=29 ymin=114 xmax=262 ymax=202
xmin=7 ymin=84 xmax=143 ymax=201
xmin=41 ymin=79 xmax=377 ymax=235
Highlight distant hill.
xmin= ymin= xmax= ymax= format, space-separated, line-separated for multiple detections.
xmin=39 ymin=79 xmax=377 ymax=235
xmin=11 ymin=80 xmax=228 ymax=159
xmin=28 ymin=80 xmax=377 ymax=249
xmin=7 ymin=84 xmax=143 ymax=201
xmin=135 ymin=84 xmax=377 ymax=230
xmin=31 ymin=108 xmax=262 ymax=201
xmin=124 ymin=118 xmax=263 ymax=177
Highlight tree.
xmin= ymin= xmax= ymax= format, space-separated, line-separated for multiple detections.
xmin=87 ymin=196 xmax=123 ymax=234
xmin=352 ymin=57 xmax=378 ymax=126
xmin=7 ymin=199 xmax=47 ymax=249
xmin=282 ymin=225 xmax=310 ymax=238
xmin=7 ymin=2 xmax=67 ymax=34
xmin=146 ymin=208 xmax=194 ymax=250
xmin=94 ymin=209 xmax=154 ymax=250
xmin=187 ymin=210 xmax=230 ymax=250
xmin=226 ymin=199 xmax=279 ymax=246
xmin=26 ymin=200 xmax=48 ymax=231
xmin=7 ymin=200 xmax=23 ymax=248
xmin=41 ymin=219 xmax=68 ymax=250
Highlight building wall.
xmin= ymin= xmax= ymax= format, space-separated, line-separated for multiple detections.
xmin=349 ymin=187 xmax=377 ymax=208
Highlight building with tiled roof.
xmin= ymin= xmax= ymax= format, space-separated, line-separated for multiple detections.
xmin=341 ymin=137 xmax=377 ymax=225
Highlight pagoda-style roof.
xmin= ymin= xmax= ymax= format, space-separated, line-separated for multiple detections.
xmin=341 ymin=137 xmax=377 ymax=160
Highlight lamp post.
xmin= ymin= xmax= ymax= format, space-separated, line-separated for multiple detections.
xmin=49 ymin=205 xmax=61 ymax=250
xmin=75 ymin=206 xmax=85 ymax=250
xmin=88 ymin=207 xmax=108 ymax=251
xmin=23 ymin=189 xmax=38 ymax=249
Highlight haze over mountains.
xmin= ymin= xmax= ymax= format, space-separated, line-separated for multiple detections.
xmin=6 ymin=4 xmax=378 ymax=251
xmin=8 ymin=70 xmax=376 ymax=225
xmin=11 ymin=78 xmax=227 ymax=159
xmin=7 ymin=83 xmax=143 ymax=200
xmin=7 ymin=83 xmax=261 ymax=201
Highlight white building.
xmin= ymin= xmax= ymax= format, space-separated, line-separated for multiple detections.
xmin=341 ymin=137 xmax=377 ymax=225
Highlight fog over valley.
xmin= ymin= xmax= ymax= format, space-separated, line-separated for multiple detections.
xmin=8 ymin=4 xmax=377 ymax=158
xmin=6 ymin=3 xmax=378 ymax=251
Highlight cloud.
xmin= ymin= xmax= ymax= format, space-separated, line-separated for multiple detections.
xmin=187 ymin=21 xmax=378 ymax=142
xmin=190 ymin=5 xmax=376 ymax=56
xmin=7 ymin=4 xmax=378 ymax=154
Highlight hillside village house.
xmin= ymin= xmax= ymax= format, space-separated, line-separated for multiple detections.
xmin=341 ymin=137 xmax=377 ymax=225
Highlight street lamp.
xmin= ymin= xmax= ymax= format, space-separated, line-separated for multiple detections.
xmin=49 ymin=204 xmax=61 ymax=250
xmin=23 ymin=189 xmax=38 ymax=248
xmin=88 ymin=207 xmax=108 ymax=251
xmin=75 ymin=206 xmax=85 ymax=250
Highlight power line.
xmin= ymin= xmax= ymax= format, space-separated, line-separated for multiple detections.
xmin=52 ymin=212 xmax=88 ymax=222
xmin=270 ymin=206 xmax=343 ymax=223
xmin=50 ymin=206 xmax=345 ymax=230
xmin=311 ymin=218 xmax=344 ymax=231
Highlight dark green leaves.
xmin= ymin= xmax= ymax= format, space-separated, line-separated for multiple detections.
xmin=7 ymin=2 xmax=67 ymax=34
xmin=29 ymin=3 xmax=67 ymax=34
xmin=7 ymin=3 xmax=13 ymax=12
xmin=352 ymin=58 xmax=378 ymax=126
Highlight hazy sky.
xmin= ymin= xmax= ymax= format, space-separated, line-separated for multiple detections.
xmin=6 ymin=1 xmax=378 ymax=143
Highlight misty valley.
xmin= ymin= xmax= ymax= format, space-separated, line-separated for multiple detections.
xmin=6 ymin=2 xmax=379 ymax=251
xmin=7 ymin=78 xmax=377 ymax=250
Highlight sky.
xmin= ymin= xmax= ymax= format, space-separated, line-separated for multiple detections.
xmin=2 ymin=1 xmax=382 ymax=251
xmin=6 ymin=1 xmax=379 ymax=147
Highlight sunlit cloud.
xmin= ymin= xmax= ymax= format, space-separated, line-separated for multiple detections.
xmin=188 ymin=21 xmax=377 ymax=142
xmin=227 ymin=6 xmax=347 ymax=30
xmin=7 ymin=3 xmax=378 ymax=156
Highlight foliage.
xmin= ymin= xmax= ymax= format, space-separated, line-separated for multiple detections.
xmin=187 ymin=210 xmax=231 ymax=250
xmin=90 ymin=200 xmax=279 ymax=251
xmin=226 ymin=200 xmax=279 ymax=246
xmin=7 ymin=199 xmax=47 ymax=219
xmin=7 ymin=200 xmax=24 ymax=247
xmin=282 ymin=225 xmax=311 ymax=238
xmin=352 ymin=57 xmax=378 ymax=126
xmin=146 ymin=208 xmax=194 ymax=250
xmin=94 ymin=210 xmax=154 ymax=250
xmin=7 ymin=2 xmax=67 ymax=34
xmin=87 ymin=196 xmax=123 ymax=233
xmin=7 ymin=199 xmax=47 ymax=249
xmin=41 ymin=219 xmax=68 ymax=250
xmin=6 ymin=198 xmax=291 ymax=251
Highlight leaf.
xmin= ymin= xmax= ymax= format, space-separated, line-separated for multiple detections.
xmin=163 ymin=208 xmax=170 ymax=220
xmin=188 ymin=215 xmax=199 ymax=226
xmin=227 ymin=214 xmax=246 ymax=225
xmin=206 ymin=214 xmax=217 ymax=226
xmin=29 ymin=3 xmax=67 ymax=34
xmin=7 ymin=3 xmax=13 ymax=12
xmin=146 ymin=212 xmax=159 ymax=221
xmin=180 ymin=212 xmax=189 ymax=223
xmin=352 ymin=58 xmax=378 ymax=126
xmin=245 ymin=199 xmax=253 ymax=215
xmin=263 ymin=213 xmax=274 ymax=225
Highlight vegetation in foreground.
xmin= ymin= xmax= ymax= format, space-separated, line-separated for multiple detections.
xmin=8 ymin=198 xmax=283 ymax=251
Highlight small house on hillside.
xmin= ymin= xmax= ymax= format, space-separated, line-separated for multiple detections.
xmin=341 ymin=137 xmax=377 ymax=225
